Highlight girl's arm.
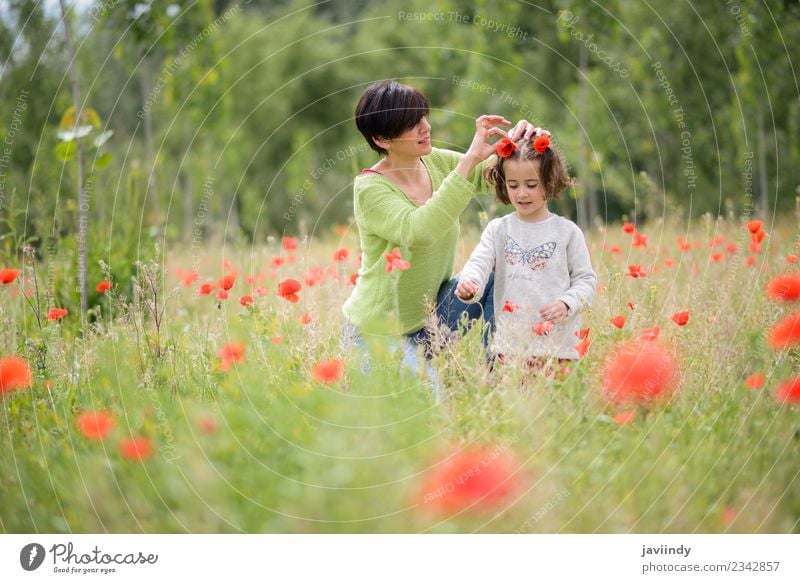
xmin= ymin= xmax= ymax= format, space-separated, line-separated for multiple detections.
xmin=558 ymin=226 xmax=597 ymax=313
xmin=458 ymin=219 xmax=498 ymax=304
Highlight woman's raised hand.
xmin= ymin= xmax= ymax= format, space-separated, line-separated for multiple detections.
xmin=508 ymin=120 xmax=551 ymax=142
xmin=464 ymin=115 xmax=512 ymax=163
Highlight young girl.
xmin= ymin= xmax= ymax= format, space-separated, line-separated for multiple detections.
xmin=455 ymin=131 xmax=596 ymax=365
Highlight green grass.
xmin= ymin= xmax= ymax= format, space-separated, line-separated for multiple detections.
xmin=1 ymin=215 xmax=798 ymax=533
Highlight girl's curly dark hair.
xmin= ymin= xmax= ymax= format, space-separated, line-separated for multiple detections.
xmin=483 ymin=138 xmax=573 ymax=205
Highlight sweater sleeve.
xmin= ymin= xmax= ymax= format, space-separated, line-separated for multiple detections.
xmin=558 ymin=225 xmax=597 ymax=314
xmin=432 ymin=148 xmax=494 ymax=194
xmin=355 ymin=171 xmax=476 ymax=247
xmin=458 ymin=219 xmax=498 ymax=304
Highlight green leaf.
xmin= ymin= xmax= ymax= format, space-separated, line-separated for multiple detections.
xmin=93 ymin=152 xmax=112 ymax=170
xmin=55 ymin=141 xmax=77 ymax=161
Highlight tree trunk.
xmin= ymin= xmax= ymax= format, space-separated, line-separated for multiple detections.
xmin=757 ymin=103 xmax=768 ymax=220
xmin=182 ymin=117 xmax=193 ymax=242
xmin=139 ymin=58 xmax=160 ymax=223
xmin=58 ymin=0 xmax=87 ymax=316
xmin=576 ymin=42 xmax=589 ymax=230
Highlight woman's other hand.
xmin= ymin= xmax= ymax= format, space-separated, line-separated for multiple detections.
xmin=508 ymin=121 xmax=551 ymax=142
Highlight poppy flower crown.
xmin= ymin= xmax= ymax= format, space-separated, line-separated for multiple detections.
xmin=495 ymin=130 xmax=551 ymax=159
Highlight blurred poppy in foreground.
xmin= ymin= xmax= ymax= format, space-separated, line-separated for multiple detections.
xmin=744 ymin=373 xmax=764 ymax=389
xmin=765 ymin=274 xmax=800 ymax=302
xmin=774 ymin=377 xmax=800 ymax=404
xmin=0 ymin=355 xmax=32 ymax=394
xmin=671 ymin=311 xmax=690 ymax=326
xmin=218 ymin=342 xmax=246 ymax=371
xmin=610 ymin=315 xmax=626 ymax=329
xmin=384 ymin=248 xmax=410 ymax=272
xmin=96 ymin=281 xmax=112 ymax=293
xmin=312 ymin=358 xmax=344 ymax=384
xmin=47 ymin=308 xmax=68 ymax=320
xmin=601 ymin=341 xmax=679 ymax=407
xmin=277 ymin=278 xmax=302 ymax=303
xmin=0 ymin=268 xmax=19 ymax=284
xmin=416 ymin=446 xmax=523 ymax=515
xmin=76 ymin=411 xmax=114 ymax=441
xmin=119 ymin=437 xmax=154 ymax=462
xmin=767 ymin=313 xmax=800 ymax=350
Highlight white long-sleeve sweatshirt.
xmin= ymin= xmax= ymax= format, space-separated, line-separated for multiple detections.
xmin=459 ymin=212 xmax=596 ymax=359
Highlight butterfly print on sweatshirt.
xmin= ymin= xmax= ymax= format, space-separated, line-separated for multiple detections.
xmin=504 ymin=235 xmax=556 ymax=271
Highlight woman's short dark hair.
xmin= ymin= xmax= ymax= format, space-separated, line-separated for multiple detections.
xmin=354 ymin=80 xmax=430 ymax=155
xmin=484 ymin=138 xmax=573 ymax=203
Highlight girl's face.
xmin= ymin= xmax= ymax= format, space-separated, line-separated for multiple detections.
xmin=503 ymin=158 xmax=550 ymax=222
xmin=383 ymin=116 xmax=432 ymax=158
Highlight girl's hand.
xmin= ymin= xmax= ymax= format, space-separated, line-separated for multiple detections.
xmin=508 ymin=121 xmax=551 ymax=142
xmin=539 ymin=300 xmax=569 ymax=323
xmin=455 ymin=277 xmax=480 ymax=301
xmin=464 ymin=115 xmax=511 ymax=163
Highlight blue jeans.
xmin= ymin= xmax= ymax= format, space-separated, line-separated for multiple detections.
xmin=341 ymin=272 xmax=495 ymax=397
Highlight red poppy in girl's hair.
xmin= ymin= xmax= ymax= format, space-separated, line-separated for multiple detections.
xmin=0 ymin=355 xmax=32 ymax=394
xmin=76 ymin=411 xmax=114 ymax=441
xmin=765 ymin=273 xmax=800 ymax=302
xmin=384 ymin=247 xmax=410 ymax=272
xmin=119 ymin=436 xmax=154 ymax=461
xmin=533 ymin=134 xmax=550 ymax=154
xmin=0 ymin=269 xmax=20 ymax=284
xmin=671 ymin=311 xmax=690 ymax=326
xmin=746 ymin=220 xmax=762 ymax=234
xmin=416 ymin=446 xmax=523 ymax=515
xmin=277 ymin=278 xmax=302 ymax=303
xmin=767 ymin=313 xmax=800 ymax=350
xmin=312 ymin=358 xmax=345 ymax=384
xmin=601 ymin=341 xmax=679 ymax=406
xmin=47 ymin=308 xmax=68 ymax=320
xmin=774 ymin=377 xmax=800 ymax=404
xmin=495 ymin=138 xmax=517 ymax=158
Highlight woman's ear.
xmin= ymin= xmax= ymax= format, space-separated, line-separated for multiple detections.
xmin=373 ymin=136 xmax=391 ymax=151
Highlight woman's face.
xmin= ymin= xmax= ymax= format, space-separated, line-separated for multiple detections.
xmin=384 ymin=116 xmax=432 ymax=158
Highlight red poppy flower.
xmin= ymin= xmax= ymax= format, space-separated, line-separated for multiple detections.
xmin=576 ymin=328 xmax=590 ymax=340
xmin=271 ymin=256 xmax=286 ymax=268
xmin=601 ymin=341 xmax=679 ymax=406
xmin=622 ymin=222 xmax=635 ymax=234
xmin=0 ymin=355 xmax=32 ymax=394
xmin=47 ymin=308 xmax=68 ymax=320
xmin=199 ymin=282 xmax=215 ymax=295
xmin=198 ymin=417 xmax=218 ymax=434
xmin=626 ymin=265 xmax=646 ymax=278
xmin=745 ymin=256 xmax=757 ymax=267
xmin=239 ymin=295 xmax=254 ymax=307
xmin=726 ymin=243 xmax=738 ymax=254
xmin=217 ymin=272 xmax=237 ymax=291
xmin=218 ymin=342 xmax=245 ymax=371
xmin=282 ymin=236 xmax=298 ymax=251
xmin=384 ymin=247 xmax=411 ymax=272
xmin=96 ymin=281 xmax=112 ymax=293
xmin=671 ymin=311 xmax=690 ymax=326
xmin=76 ymin=411 xmax=114 ymax=441
xmin=0 ymin=268 xmax=19 ymax=284
xmin=744 ymin=373 xmax=764 ymax=389
xmin=627 ymin=301 xmax=636 ymax=310
xmin=575 ymin=338 xmax=591 ymax=357
xmin=765 ymin=274 xmax=800 ymax=302
xmin=416 ymin=446 xmax=522 ymax=515
xmin=610 ymin=245 xmax=621 ymax=254
xmin=677 ymin=238 xmax=692 ymax=252
xmin=722 ymin=507 xmax=737 ymax=526
xmin=746 ymin=220 xmax=762 ymax=234
xmin=333 ymin=248 xmax=350 ymax=263
xmin=216 ymin=289 xmax=229 ymax=300
xmin=119 ymin=436 xmax=153 ymax=461
xmin=767 ymin=313 xmax=800 ymax=350
xmin=271 ymin=336 xmax=283 ymax=344
xmin=751 ymin=229 xmax=766 ymax=243
xmin=532 ymin=135 xmax=550 ymax=154
xmin=300 ymin=313 xmax=313 ymax=325
xmin=610 ymin=315 xmax=626 ymax=329
xmin=774 ymin=376 xmax=800 ymax=404
xmin=312 ymin=358 xmax=344 ymax=384
xmin=710 ymin=252 xmax=724 ymax=263
xmin=632 ymin=232 xmax=648 ymax=247
xmin=787 ymin=255 xmax=798 ymax=264
xmin=639 ymin=326 xmax=661 ymax=341
xmin=534 ymin=321 xmax=553 ymax=336
xmin=664 ymin=258 xmax=676 ymax=267
xmin=176 ymin=270 xmax=200 ymax=287
xmin=348 ymin=273 xmax=359 ymax=286
xmin=502 ymin=300 xmax=519 ymax=313
xmin=613 ymin=411 xmax=637 ymax=425
xmin=277 ymin=278 xmax=302 ymax=303
xmin=495 ymin=138 xmax=517 ymax=158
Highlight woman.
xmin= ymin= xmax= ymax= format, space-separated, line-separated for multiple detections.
xmin=341 ymin=80 xmax=538 ymax=378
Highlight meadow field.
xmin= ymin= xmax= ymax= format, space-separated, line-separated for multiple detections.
xmin=1 ymin=214 xmax=798 ymax=534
